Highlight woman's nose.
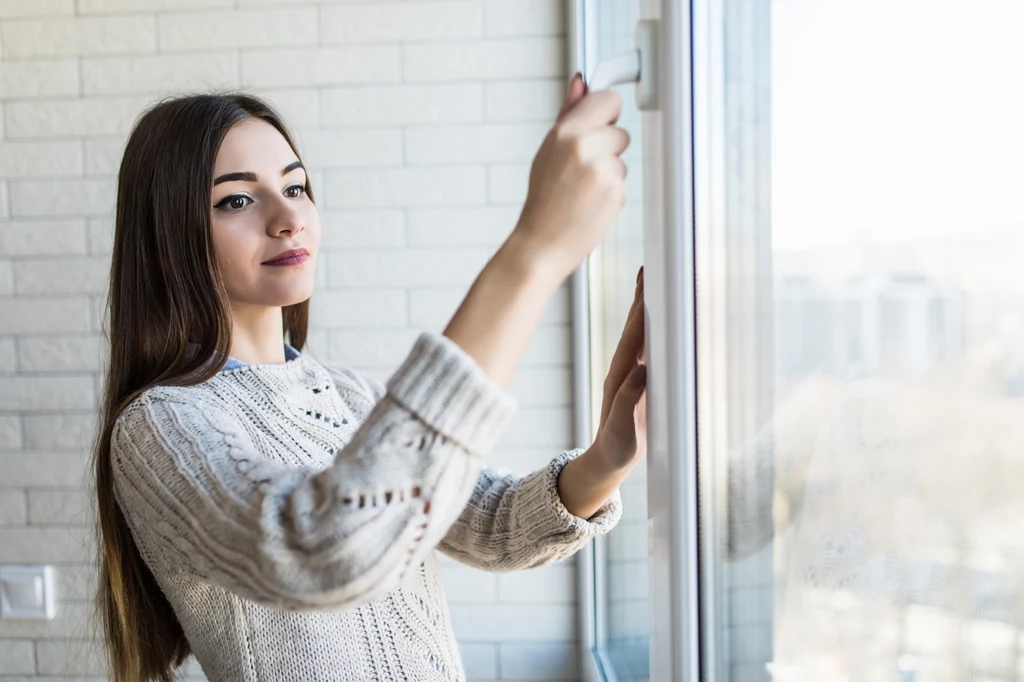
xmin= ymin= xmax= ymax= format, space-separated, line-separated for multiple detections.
xmin=267 ymin=203 xmax=304 ymax=236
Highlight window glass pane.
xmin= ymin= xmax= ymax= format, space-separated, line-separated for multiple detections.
xmin=583 ymin=1 xmax=648 ymax=679
xmin=703 ymin=0 xmax=1024 ymax=680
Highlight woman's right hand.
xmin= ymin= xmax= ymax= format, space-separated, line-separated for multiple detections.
xmin=510 ymin=73 xmax=630 ymax=281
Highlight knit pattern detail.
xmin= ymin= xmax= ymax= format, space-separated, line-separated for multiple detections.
xmin=110 ymin=331 xmax=622 ymax=681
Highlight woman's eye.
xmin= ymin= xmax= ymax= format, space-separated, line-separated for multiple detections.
xmin=284 ymin=184 xmax=307 ymax=199
xmin=215 ymin=195 xmax=252 ymax=211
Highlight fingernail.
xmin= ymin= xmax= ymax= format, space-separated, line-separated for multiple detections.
xmin=570 ymin=71 xmax=581 ymax=85
xmin=636 ymin=266 xmax=642 ymax=284
xmin=629 ymin=364 xmax=647 ymax=389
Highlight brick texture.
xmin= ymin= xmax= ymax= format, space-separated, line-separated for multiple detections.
xmin=0 ymin=2 xmax=577 ymax=680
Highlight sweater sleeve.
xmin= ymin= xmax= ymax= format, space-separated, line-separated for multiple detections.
xmin=337 ymin=369 xmax=623 ymax=570
xmin=110 ymin=332 xmax=517 ymax=612
xmin=436 ymin=448 xmax=622 ymax=571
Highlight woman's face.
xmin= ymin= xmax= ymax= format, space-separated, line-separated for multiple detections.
xmin=210 ymin=118 xmax=320 ymax=309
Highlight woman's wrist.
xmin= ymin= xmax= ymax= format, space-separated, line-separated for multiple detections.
xmin=494 ymin=227 xmax=572 ymax=294
xmin=556 ymin=443 xmax=631 ymax=519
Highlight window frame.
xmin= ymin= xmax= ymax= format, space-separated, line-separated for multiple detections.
xmin=571 ymin=1 xmax=702 ymax=680
xmin=567 ymin=2 xmax=615 ymax=679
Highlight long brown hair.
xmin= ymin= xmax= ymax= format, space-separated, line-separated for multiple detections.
xmin=89 ymin=93 xmax=313 ymax=681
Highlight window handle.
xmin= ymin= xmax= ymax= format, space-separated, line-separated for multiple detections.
xmin=588 ymin=49 xmax=640 ymax=91
xmin=585 ymin=19 xmax=659 ymax=110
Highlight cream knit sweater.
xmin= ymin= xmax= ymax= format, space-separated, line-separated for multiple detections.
xmin=110 ymin=331 xmax=622 ymax=682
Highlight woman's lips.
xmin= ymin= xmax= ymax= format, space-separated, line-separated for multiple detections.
xmin=263 ymin=252 xmax=309 ymax=267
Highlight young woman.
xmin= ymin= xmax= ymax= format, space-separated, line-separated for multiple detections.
xmin=92 ymin=74 xmax=648 ymax=681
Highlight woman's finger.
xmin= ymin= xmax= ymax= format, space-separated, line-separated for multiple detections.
xmin=598 ymin=363 xmax=647 ymax=467
xmin=620 ymin=266 xmax=644 ymax=326
xmin=600 ymin=271 xmax=646 ymax=426
xmin=558 ymin=90 xmax=623 ymax=135
xmin=579 ymin=125 xmax=632 ymax=160
xmin=636 ymin=303 xmax=646 ymax=363
xmin=556 ymin=73 xmax=588 ymax=121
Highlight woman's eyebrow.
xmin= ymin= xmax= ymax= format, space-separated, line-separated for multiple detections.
xmin=213 ymin=161 xmax=305 ymax=186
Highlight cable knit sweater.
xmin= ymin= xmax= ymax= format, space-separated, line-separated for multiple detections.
xmin=110 ymin=331 xmax=622 ymax=682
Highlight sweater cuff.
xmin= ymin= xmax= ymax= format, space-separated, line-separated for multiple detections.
xmin=385 ymin=331 xmax=518 ymax=457
xmin=520 ymin=448 xmax=623 ymax=543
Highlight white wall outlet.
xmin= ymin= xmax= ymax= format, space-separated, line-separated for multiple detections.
xmin=0 ymin=565 xmax=56 ymax=620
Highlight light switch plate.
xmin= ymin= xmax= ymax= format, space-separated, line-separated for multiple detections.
xmin=0 ymin=565 xmax=56 ymax=620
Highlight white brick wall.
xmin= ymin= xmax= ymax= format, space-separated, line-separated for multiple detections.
xmin=0 ymin=1 xmax=583 ymax=680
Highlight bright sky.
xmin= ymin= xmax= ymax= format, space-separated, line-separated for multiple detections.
xmin=772 ymin=0 xmax=1024 ymax=250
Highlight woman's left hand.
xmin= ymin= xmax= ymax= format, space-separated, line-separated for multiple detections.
xmin=592 ymin=265 xmax=647 ymax=471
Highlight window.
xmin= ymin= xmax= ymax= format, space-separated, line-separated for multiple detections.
xmin=702 ymin=0 xmax=1024 ymax=678
xmin=578 ymin=0 xmax=1024 ymax=679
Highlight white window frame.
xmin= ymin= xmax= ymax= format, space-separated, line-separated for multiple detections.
xmin=571 ymin=1 xmax=702 ymax=680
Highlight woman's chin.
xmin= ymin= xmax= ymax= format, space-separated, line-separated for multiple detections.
xmin=257 ymin=283 xmax=316 ymax=308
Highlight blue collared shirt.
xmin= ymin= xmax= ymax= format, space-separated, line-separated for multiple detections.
xmin=220 ymin=343 xmax=301 ymax=371
xmin=185 ymin=342 xmax=302 ymax=372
